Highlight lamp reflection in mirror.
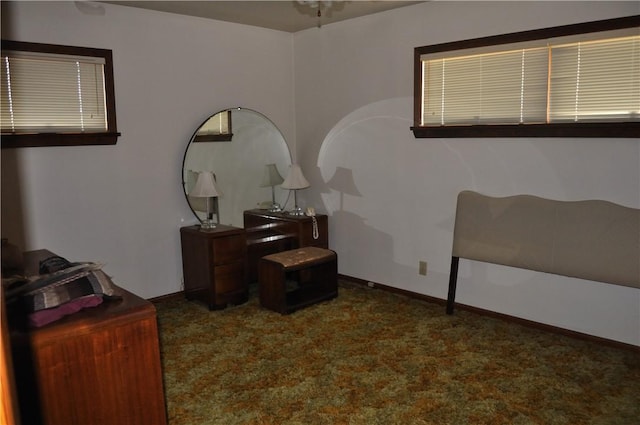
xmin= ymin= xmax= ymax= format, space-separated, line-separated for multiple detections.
xmin=260 ymin=163 xmax=284 ymax=212
xmin=281 ymin=164 xmax=310 ymax=216
xmin=190 ymin=171 xmax=220 ymax=230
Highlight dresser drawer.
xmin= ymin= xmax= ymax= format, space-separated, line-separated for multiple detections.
xmin=212 ymin=234 xmax=246 ymax=265
xmin=214 ymin=262 xmax=245 ymax=294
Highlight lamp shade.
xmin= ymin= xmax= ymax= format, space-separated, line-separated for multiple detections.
xmin=190 ymin=171 xmax=219 ymax=198
xmin=260 ymin=163 xmax=284 ymax=187
xmin=282 ymin=164 xmax=311 ymax=189
xmin=281 ymin=164 xmax=310 ymax=190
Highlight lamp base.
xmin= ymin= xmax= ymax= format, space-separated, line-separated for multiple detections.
xmin=268 ymin=203 xmax=283 ymax=212
xmin=287 ymin=207 xmax=305 ymax=216
xmin=199 ymin=219 xmax=217 ymax=231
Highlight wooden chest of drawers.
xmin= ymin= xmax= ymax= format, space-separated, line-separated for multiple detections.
xmin=180 ymin=224 xmax=247 ymax=309
xmin=8 ymin=250 xmax=167 ymax=425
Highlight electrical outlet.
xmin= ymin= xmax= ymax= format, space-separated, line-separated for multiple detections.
xmin=419 ymin=261 xmax=427 ymax=276
xmin=367 ymin=281 xmax=375 ymax=288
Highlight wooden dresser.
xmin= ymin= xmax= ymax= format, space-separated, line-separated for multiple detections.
xmin=243 ymin=209 xmax=328 ymax=283
xmin=180 ymin=224 xmax=247 ymax=309
xmin=8 ymin=250 xmax=166 ymax=425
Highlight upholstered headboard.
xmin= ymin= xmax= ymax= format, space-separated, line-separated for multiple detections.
xmin=447 ymin=190 xmax=640 ymax=314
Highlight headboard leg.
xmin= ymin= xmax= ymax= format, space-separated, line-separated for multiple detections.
xmin=446 ymin=256 xmax=459 ymax=315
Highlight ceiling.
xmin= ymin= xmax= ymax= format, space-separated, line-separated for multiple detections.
xmin=102 ymin=1 xmax=423 ymax=33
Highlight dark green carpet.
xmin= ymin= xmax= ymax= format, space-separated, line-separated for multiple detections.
xmin=155 ymin=282 xmax=640 ymax=424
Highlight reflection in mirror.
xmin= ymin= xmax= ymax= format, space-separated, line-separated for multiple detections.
xmin=260 ymin=163 xmax=285 ymax=212
xmin=189 ymin=171 xmax=221 ymax=229
xmin=194 ymin=110 xmax=232 ymax=142
xmin=182 ymin=108 xmax=291 ymax=228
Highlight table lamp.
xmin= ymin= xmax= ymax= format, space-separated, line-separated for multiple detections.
xmin=281 ymin=164 xmax=310 ymax=216
xmin=190 ymin=171 xmax=219 ymax=230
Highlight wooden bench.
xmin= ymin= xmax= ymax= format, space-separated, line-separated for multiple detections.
xmin=259 ymin=247 xmax=338 ymax=314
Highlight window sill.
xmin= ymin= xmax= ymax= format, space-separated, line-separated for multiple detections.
xmin=411 ymin=122 xmax=640 ymax=138
xmin=1 ymin=132 xmax=121 ymax=148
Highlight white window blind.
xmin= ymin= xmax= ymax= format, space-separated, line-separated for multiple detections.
xmin=549 ymin=36 xmax=640 ymax=122
xmin=1 ymin=50 xmax=107 ymax=133
xmin=421 ymin=31 xmax=640 ymax=127
xmin=196 ymin=110 xmax=230 ymax=136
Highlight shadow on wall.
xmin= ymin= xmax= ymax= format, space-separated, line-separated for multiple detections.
xmin=301 ymin=161 xmax=397 ymax=281
xmin=308 ymin=97 xmax=471 ymax=290
xmin=1 ymin=150 xmax=27 ymax=253
xmin=326 ymin=166 xmax=361 ymax=210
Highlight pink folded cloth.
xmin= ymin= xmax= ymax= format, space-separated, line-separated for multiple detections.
xmin=29 ymin=295 xmax=103 ymax=328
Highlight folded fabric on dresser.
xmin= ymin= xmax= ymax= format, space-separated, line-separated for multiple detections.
xmin=5 ymin=255 xmax=121 ymax=327
xmin=28 ymin=267 xmax=116 ymax=312
xmin=29 ymin=294 xmax=104 ymax=327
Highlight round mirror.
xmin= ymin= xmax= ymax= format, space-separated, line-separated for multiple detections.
xmin=182 ymin=107 xmax=291 ymax=228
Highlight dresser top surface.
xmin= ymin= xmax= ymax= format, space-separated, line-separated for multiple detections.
xmin=181 ymin=224 xmax=245 ymax=236
xmin=244 ymin=209 xmax=326 ymax=221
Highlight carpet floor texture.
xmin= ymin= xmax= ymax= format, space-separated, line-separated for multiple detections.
xmin=155 ymin=282 xmax=640 ymax=425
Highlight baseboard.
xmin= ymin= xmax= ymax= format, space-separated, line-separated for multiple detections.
xmin=338 ymin=274 xmax=640 ymax=354
xmin=338 ymin=274 xmax=447 ymax=306
xmin=148 ymin=291 xmax=184 ymax=303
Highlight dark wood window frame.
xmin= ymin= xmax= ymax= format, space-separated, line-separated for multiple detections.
xmin=412 ymin=15 xmax=640 ymax=138
xmin=1 ymin=40 xmax=120 ymax=148
xmin=193 ymin=134 xmax=234 ymax=143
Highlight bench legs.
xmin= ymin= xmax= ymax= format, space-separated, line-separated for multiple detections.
xmin=446 ymin=256 xmax=459 ymax=315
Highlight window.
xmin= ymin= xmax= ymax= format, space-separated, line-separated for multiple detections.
xmin=412 ymin=15 xmax=640 ymax=138
xmin=1 ymin=40 xmax=119 ymax=148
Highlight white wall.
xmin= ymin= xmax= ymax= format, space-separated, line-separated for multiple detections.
xmin=293 ymin=1 xmax=640 ymax=345
xmin=1 ymin=1 xmax=295 ymax=298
